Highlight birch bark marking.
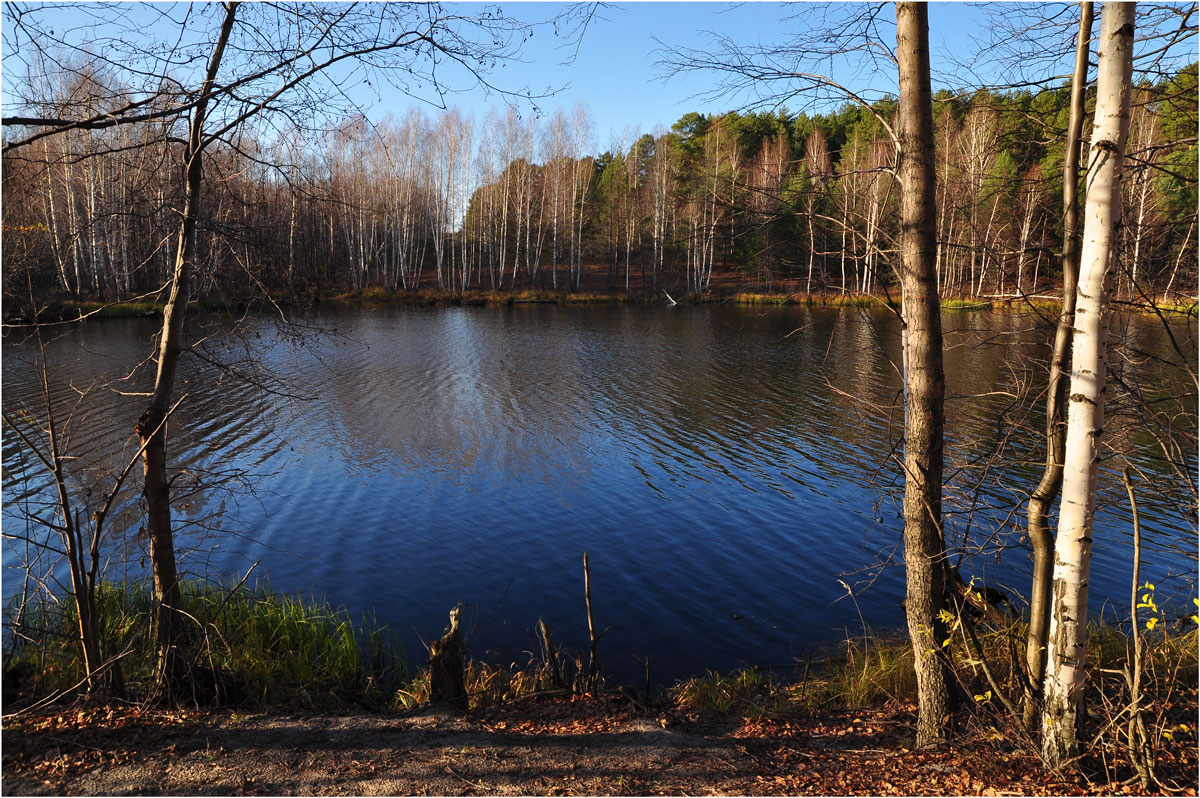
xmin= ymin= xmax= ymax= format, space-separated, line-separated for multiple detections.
xmin=1024 ymin=1 xmax=1092 ymax=732
xmin=896 ymin=1 xmax=953 ymax=748
xmin=1041 ymin=1 xmax=1134 ymax=768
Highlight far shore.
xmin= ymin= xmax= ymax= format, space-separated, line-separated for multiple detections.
xmin=7 ymin=281 xmax=1196 ymax=324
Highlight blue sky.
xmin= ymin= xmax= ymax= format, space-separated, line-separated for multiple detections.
xmin=369 ymin=2 xmax=1078 ymax=144
xmin=3 ymin=2 xmax=1193 ymax=148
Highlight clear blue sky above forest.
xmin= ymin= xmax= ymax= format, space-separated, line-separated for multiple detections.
xmin=3 ymin=2 xmax=1192 ymax=147
xmin=369 ymin=1 xmax=1078 ymax=145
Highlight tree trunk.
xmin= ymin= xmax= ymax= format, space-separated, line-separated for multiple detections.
xmin=896 ymin=1 xmax=954 ymax=748
xmin=1041 ymin=0 xmax=1134 ymax=768
xmin=1024 ymin=0 xmax=1092 ymax=733
xmin=137 ymin=2 xmax=237 ymax=691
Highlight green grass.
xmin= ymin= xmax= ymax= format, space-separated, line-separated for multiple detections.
xmin=731 ymin=293 xmax=793 ymax=306
xmin=4 ymin=580 xmax=410 ymax=711
xmin=1016 ymin=297 xmax=1067 ymax=313
xmin=12 ymin=289 xmax=1193 ymax=322
xmin=727 ymin=292 xmax=889 ymax=309
xmin=8 ymin=580 xmax=1195 ymax=723
xmin=1134 ymin=298 xmax=1199 ymax=315
xmin=55 ymin=300 xmax=165 ymax=319
xmin=9 ymin=296 xmax=252 ymax=322
xmin=940 ymin=297 xmax=994 ymax=311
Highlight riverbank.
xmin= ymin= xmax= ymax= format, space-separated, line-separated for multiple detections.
xmin=6 ymin=281 xmax=1195 ymax=324
xmin=3 ymin=581 xmax=1197 ymax=794
xmin=5 ymin=664 xmax=1198 ymax=797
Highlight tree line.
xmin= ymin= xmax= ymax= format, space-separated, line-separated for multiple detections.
xmin=4 ymin=61 xmax=1196 ymax=304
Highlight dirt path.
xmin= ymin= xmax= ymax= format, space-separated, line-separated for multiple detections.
xmin=1 ymin=697 xmax=1173 ymax=795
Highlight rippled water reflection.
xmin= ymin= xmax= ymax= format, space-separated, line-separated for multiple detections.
xmin=3 ymin=305 xmax=1196 ymax=682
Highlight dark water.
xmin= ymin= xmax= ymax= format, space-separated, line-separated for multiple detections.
xmin=3 ymin=304 xmax=1196 ymax=684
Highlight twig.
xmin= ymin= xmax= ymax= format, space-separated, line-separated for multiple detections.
xmin=584 ymin=552 xmax=598 ymax=677
xmin=1122 ymin=466 xmax=1157 ymax=790
xmin=444 ymin=763 xmax=486 ymax=790
xmin=582 ymin=552 xmax=609 ymax=680
xmin=959 ymin=610 xmax=1020 ymax=721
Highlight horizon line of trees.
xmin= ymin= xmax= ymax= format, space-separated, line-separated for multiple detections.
xmin=4 ymin=62 xmax=1196 ymax=305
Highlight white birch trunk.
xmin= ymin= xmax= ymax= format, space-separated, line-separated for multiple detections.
xmin=1041 ymin=0 xmax=1134 ymax=768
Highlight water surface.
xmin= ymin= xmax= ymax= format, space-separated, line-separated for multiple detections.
xmin=3 ymin=304 xmax=1195 ymax=683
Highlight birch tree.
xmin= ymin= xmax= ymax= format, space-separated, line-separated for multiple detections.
xmin=1041 ymin=0 xmax=1135 ymax=768
xmin=1024 ymin=0 xmax=1093 ymax=732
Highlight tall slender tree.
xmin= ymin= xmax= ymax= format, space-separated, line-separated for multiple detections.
xmin=896 ymin=0 xmax=954 ymax=748
xmin=136 ymin=3 xmax=238 ymax=685
xmin=1024 ymin=0 xmax=1093 ymax=732
xmin=1041 ymin=0 xmax=1135 ymax=768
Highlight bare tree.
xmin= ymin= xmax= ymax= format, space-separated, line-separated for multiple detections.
xmin=657 ymin=2 xmax=956 ymax=745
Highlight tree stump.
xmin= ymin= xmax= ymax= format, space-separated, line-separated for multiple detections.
xmin=538 ymin=618 xmax=564 ymax=689
xmin=428 ymin=604 xmax=467 ymax=710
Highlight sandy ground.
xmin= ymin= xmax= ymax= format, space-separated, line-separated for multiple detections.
xmin=3 ymin=695 xmax=1139 ymax=796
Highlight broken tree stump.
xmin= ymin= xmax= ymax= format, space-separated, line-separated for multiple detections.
xmin=538 ymin=618 xmax=564 ymax=689
xmin=428 ymin=603 xmax=467 ymax=711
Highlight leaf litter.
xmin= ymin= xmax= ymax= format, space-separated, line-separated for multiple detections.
xmin=3 ymin=695 xmax=1196 ymax=795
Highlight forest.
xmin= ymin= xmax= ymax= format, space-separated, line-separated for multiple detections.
xmin=1 ymin=2 xmax=1198 ymax=796
xmin=4 ymin=64 xmax=1197 ymax=305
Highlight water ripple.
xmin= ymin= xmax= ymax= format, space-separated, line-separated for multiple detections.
xmin=3 ymin=305 xmax=1194 ymax=683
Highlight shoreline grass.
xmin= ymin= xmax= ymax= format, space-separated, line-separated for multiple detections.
xmin=5 ymin=288 xmax=1195 ymax=324
xmin=668 ymin=620 xmax=1197 ymax=728
xmin=6 ymin=581 xmax=1196 ymax=723
xmin=4 ymin=580 xmax=409 ymax=711
xmin=5 ymin=297 xmax=250 ymax=323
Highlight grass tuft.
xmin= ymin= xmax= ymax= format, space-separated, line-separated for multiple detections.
xmin=669 ymin=668 xmax=769 ymax=716
xmin=4 ymin=580 xmax=409 ymax=711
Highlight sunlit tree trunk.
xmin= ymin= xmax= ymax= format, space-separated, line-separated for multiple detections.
xmin=804 ymin=128 xmax=830 ymax=294
xmin=41 ymin=139 xmax=70 ymax=293
xmin=1041 ymin=0 xmax=1134 ymax=768
xmin=1014 ymin=176 xmax=1039 ymax=295
xmin=1122 ymin=92 xmax=1161 ymax=298
xmin=1162 ymin=217 xmax=1193 ymax=296
xmin=897 ymin=0 xmax=954 ymax=748
xmin=1024 ymin=0 xmax=1092 ymax=732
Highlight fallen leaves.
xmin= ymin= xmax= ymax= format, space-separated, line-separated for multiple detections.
xmin=3 ymin=702 xmax=202 ymax=792
xmin=2 ymin=694 xmax=1195 ymax=796
xmin=479 ymin=693 xmax=634 ymax=736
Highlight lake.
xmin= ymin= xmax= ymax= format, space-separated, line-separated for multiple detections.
xmin=3 ymin=304 xmax=1196 ymax=685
